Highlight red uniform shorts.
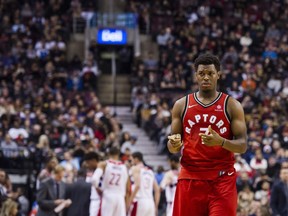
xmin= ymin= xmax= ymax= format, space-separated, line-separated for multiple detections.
xmin=172 ymin=172 xmax=237 ymax=216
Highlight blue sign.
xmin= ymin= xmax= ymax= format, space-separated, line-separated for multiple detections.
xmin=97 ymin=28 xmax=127 ymax=45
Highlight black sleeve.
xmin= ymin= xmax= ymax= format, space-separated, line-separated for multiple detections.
xmin=270 ymin=184 xmax=280 ymax=216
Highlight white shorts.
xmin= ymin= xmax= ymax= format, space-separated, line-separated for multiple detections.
xmin=129 ymin=199 xmax=155 ymax=216
xmin=166 ymin=201 xmax=174 ymax=216
xmin=101 ymin=193 xmax=126 ymax=216
xmin=90 ymin=199 xmax=100 ymax=216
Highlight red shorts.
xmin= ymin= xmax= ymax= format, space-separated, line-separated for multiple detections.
xmin=173 ymin=172 xmax=237 ymax=216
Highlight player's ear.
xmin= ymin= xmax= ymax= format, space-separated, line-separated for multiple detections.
xmin=194 ymin=70 xmax=199 ymax=82
xmin=217 ymin=71 xmax=221 ymax=80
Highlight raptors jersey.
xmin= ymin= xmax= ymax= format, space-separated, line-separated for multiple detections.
xmin=136 ymin=166 xmax=154 ymax=199
xmin=179 ymin=92 xmax=234 ymax=180
xmin=101 ymin=160 xmax=128 ymax=196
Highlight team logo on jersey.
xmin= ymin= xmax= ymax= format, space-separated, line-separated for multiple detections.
xmin=184 ymin=113 xmax=227 ymax=135
xmin=215 ymin=105 xmax=223 ymax=112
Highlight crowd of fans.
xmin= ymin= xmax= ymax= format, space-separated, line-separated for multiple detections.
xmin=0 ymin=0 xmax=138 ymax=215
xmin=128 ymin=0 xmax=288 ymax=215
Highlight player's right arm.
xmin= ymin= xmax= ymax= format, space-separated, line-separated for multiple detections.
xmin=127 ymin=166 xmax=140 ymax=208
xmin=153 ymin=178 xmax=160 ymax=216
xmin=167 ymin=97 xmax=186 ymax=153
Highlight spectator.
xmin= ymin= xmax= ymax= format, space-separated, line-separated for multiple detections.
xmin=60 ymin=150 xmax=80 ymax=183
xmin=234 ymin=154 xmax=252 ymax=175
xmin=143 ymin=52 xmax=158 ymax=70
xmin=254 ymin=180 xmax=270 ymax=201
xmin=120 ymin=135 xmax=137 ymax=154
xmin=35 ymin=134 xmax=52 ymax=159
xmin=37 ymin=157 xmax=59 ymax=188
xmin=1 ymin=134 xmax=18 ymax=149
xmin=121 ymin=147 xmax=132 ymax=163
xmin=156 ymin=28 xmax=174 ymax=48
xmin=15 ymin=187 xmax=30 ymax=216
xmin=81 ymin=55 xmax=100 ymax=90
xmin=8 ymin=118 xmax=29 ymax=145
xmin=240 ymin=32 xmax=253 ymax=47
xmin=155 ymin=165 xmax=165 ymax=185
xmin=267 ymin=74 xmax=282 ymax=94
xmin=250 ymin=149 xmax=268 ymax=172
xmin=0 ymin=169 xmax=12 ymax=201
xmin=270 ymin=167 xmax=288 ymax=216
xmin=0 ymin=169 xmax=8 ymax=207
xmin=237 ymin=184 xmax=254 ymax=215
xmin=0 ymin=198 xmax=18 ymax=216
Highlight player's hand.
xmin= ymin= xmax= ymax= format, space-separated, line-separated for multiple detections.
xmin=54 ymin=199 xmax=65 ymax=205
xmin=199 ymin=125 xmax=224 ymax=147
xmin=126 ymin=198 xmax=133 ymax=213
xmin=96 ymin=187 xmax=103 ymax=196
xmin=155 ymin=206 xmax=158 ymax=216
xmin=168 ymin=134 xmax=183 ymax=151
xmin=64 ymin=199 xmax=72 ymax=207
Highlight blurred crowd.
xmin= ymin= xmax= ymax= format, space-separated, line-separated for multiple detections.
xmin=127 ymin=0 xmax=288 ymax=215
xmin=0 ymin=0 xmax=139 ymax=215
xmin=1 ymin=0 xmax=288 ymax=215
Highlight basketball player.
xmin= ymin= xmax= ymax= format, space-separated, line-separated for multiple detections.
xmin=128 ymin=151 xmax=160 ymax=216
xmin=160 ymin=155 xmax=180 ymax=216
xmin=83 ymin=152 xmax=101 ymax=216
xmin=168 ymin=54 xmax=247 ymax=216
xmin=92 ymin=147 xmax=130 ymax=216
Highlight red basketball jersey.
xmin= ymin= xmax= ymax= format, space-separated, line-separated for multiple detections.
xmin=179 ymin=92 xmax=235 ymax=180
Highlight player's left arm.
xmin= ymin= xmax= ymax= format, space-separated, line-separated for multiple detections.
xmin=125 ymin=168 xmax=132 ymax=213
xmin=199 ymin=97 xmax=247 ymax=153
xmin=153 ymin=178 xmax=160 ymax=216
xmin=223 ymin=97 xmax=247 ymax=153
xmin=160 ymin=171 xmax=172 ymax=191
xmin=91 ymin=161 xmax=107 ymax=188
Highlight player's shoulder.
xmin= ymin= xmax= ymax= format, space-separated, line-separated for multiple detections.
xmin=164 ymin=170 xmax=174 ymax=178
xmin=130 ymin=165 xmax=140 ymax=173
xmin=98 ymin=160 xmax=107 ymax=169
xmin=143 ymin=165 xmax=154 ymax=173
xmin=107 ymin=159 xmax=124 ymax=165
xmin=174 ymin=95 xmax=187 ymax=107
xmin=225 ymin=93 xmax=244 ymax=116
xmin=172 ymin=95 xmax=188 ymax=115
xmin=226 ymin=94 xmax=242 ymax=108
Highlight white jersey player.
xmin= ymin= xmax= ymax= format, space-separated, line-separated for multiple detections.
xmin=83 ymin=151 xmax=101 ymax=216
xmin=128 ymin=152 xmax=160 ymax=216
xmin=160 ymin=155 xmax=180 ymax=216
xmin=92 ymin=147 xmax=131 ymax=216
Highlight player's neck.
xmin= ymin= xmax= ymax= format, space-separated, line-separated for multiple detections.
xmin=171 ymin=165 xmax=179 ymax=170
xmin=197 ymin=90 xmax=219 ymax=101
xmin=136 ymin=162 xmax=144 ymax=167
xmin=109 ymin=156 xmax=119 ymax=161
